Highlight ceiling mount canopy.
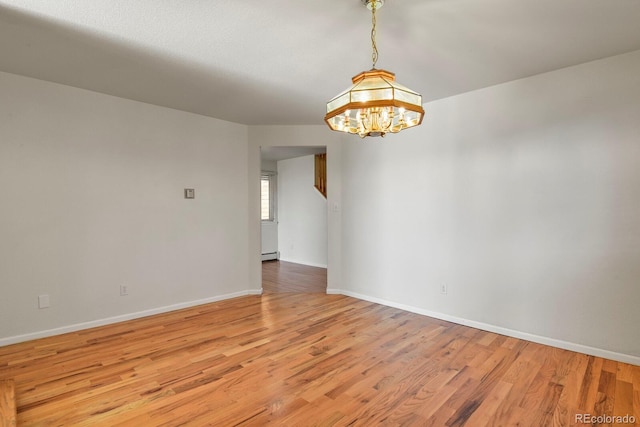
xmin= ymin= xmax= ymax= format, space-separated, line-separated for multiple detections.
xmin=325 ymin=0 xmax=424 ymax=138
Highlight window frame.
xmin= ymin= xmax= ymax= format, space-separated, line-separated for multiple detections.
xmin=260 ymin=171 xmax=277 ymax=222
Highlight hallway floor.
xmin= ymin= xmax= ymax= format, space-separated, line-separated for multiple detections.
xmin=262 ymin=260 xmax=327 ymax=293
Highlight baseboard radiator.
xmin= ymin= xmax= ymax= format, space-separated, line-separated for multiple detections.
xmin=261 ymin=251 xmax=279 ymax=261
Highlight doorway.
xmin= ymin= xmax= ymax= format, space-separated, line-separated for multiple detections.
xmin=260 ymin=146 xmax=328 ymax=293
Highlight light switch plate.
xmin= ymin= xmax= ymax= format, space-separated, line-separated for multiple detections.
xmin=184 ymin=188 xmax=195 ymax=199
xmin=38 ymin=294 xmax=50 ymax=309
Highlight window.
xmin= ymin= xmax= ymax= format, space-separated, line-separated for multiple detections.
xmin=261 ymin=172 xmax=276 ymax=221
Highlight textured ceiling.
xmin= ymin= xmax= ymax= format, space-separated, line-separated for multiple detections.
xmin=1 ymin=0 xmax=640 ymax=126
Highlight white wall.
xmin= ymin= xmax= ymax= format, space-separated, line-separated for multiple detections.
xmin=340 ymin=50 xmax=640 ymax=362
xmin=0 ymin=71 xmax=252 ymax=344
xmin=247 ymin=126 xmax=342 ymax=292
xmin=277 ymin=155 xmax=327 ymax=267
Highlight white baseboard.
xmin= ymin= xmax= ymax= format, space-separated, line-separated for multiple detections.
xmin=0 ymin=289 xmax=263 ymax=347
xmin=278 ymin=258 xmax=327 ymax=269
xmin=335 ymin=289 xmax=640 ymax=366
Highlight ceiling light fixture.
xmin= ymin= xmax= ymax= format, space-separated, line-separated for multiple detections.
xmin=325 ymin=0 xmax=424 ymax=138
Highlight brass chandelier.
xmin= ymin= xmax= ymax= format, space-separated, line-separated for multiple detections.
xmin=325 ymin=0 xmax=424 ymax=138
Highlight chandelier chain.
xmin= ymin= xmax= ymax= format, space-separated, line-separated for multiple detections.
xmin=371 ymin=1 xmax=378 ymax=69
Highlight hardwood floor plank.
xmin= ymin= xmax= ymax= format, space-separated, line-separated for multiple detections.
xmin=0 ymin=380 xmax=16 ymax=427
xmin=492 ymin=360 xmax=542 ymax=425
xmin=552 ymin=352 xmax=590 ymax=425
xmin=634 ymin=388 xmax=640 ymax=427
xmin=577 ymin=356 xmax=604 ymax=412
xmin=614 ymin=380 xmax=634 ymax=420
xmin=595 ymin=370 xmax=616 ymax=417
xmin=462 ymin=380 xmax=513 ymax=426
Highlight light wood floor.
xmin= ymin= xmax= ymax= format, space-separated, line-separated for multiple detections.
xmin=0 ymin=265 xmax=638 ymax=425
xmin=262 ymin=260 xmax=327 ymax=293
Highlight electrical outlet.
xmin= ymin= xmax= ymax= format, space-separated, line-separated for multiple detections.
xmin=120 ymin=285 xmax=128 ymax=296
xmin=38 ymin=294 xmax=50 ymax=309
xmin=440 ymin=283 xmax=447 ymax=295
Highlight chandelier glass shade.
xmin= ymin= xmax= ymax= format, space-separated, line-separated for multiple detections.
xmin=325 ymin=0 xmax=424 ymax=138
xmin=325 ymin=69 xmax=424 ymax=137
